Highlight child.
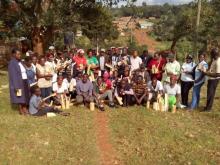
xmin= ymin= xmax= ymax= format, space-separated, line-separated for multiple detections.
xmin=29 ymin=86 xmax=68 ymax=116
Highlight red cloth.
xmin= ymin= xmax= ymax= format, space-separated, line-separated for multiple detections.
xmin=147 ymin=58 xmax=166 ymax=80
xmin=104 ymin=79 xmax=112 ymax=89
xmin=73 ymin=55 xmax=87 ymax=67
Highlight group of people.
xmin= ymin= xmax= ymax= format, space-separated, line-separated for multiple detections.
xmin=8 ymin=46 xmax=220 ymax=116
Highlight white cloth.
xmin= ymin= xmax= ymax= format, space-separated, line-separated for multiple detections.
xmin=45 ymin=61 xmax=57 ymax=83
xmin=130 ymin=56 xmax=142 ymax=71
xmin=63 ymin=78 xmax=76 ymax=89
xmin=52 ymin=82 xmax=68 ymax=94
xmin=18 ymin=62 xmax=27 ymax=79
xmin=209 ymin=57 xmax=220 ymax=80
xmin=100 ymin=56 xmax=105 ymax=70
xmin=148 ymin=80 xmax=163 ymax=92
xmin=181 ymin=62 xmax=196 ymax=82
xmin=164 ymin=84 xmax=181 ymax=96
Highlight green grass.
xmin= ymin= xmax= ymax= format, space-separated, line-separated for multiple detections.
xmin=0 ymin=71 xmax=220 ymax=164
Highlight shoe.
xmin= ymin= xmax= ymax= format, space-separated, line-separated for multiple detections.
xmin=109 ymin=103 xmax=115 ymax=108
xmin=99 ymin=106 xmax=105 ymax=111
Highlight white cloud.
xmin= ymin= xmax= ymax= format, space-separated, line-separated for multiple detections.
xmin=119 ymin=0 xmax=193 ymax=6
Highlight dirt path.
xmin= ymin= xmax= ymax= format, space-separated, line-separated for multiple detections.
xmin=95 ymin=111 xmax=120 ymax=165
xmin=134 ymin=29 xmax=159 ymax=52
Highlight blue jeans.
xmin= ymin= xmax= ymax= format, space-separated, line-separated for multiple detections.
xmin=190 ymin=83 xmax=204 ymax=109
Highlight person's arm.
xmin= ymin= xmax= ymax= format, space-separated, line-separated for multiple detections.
xmin=76 ymin=82 xmax=82 ymax=95
xmin=124 ymin=88 xmax=134 ymax=95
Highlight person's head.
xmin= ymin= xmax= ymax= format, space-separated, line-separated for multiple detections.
xmin=124 ymin=70 xmax=129 ymax=77
xmin=97 ymin=77 xmax=103 ymax=86
xmin=103 ymin=71 xmax=110 ymax=81
xmin=39 ymin=56 xmax=46 ymax=66
xmin=170 ymin=75 xmax=177 ymax=86
xmin=100 ymin=49 xmax=105 ymax=56
xmin=57 ymin=75 xmax=63 ymax=86
xmin=140 ymin=64 xmax=145 ymax=72
xmin=47 ymin=53 xmax=54 ymax=62
xmin=143 ymin=50 xmax=148 ymax=56
xmin=167 ymin=53 xmax=175 ymax=62
xmin=132 ymin=50 xmax=138 ymax=58
xmin=151 ymin=76 xmax=157 ymax=87
xmin=186 ymin=54 xmax=193 ymax=63
xmin=49 ymin=46 xmax=55 ymax=53
xmin=153 ymin=52 xmax=160 ymax=60
xmin=136 ymin=75 xmax=143 ymax=84
xmin=87 ymin=49 xmax=93 ymax=58
xmin=31 ymin=55 xmax=38 ymax=65
xmin=120 ymin=79 xmax=127 ymax=88
xmin=210 ymin=48 xmax=219 ymax=60
xmin=82 ymin=74 xmax=88 ymax=83
xmin=198 ymin=53 xmax=205 ymax=62
xmin=12 ymin=48 xmax=21 ymax=60
xmin=24 ymin=56 xmax=32 ymax=67
xmin=31 ymin=85 xmax=41 ymax=96
xmin=78 ymin=49 xmax=85 ymax=57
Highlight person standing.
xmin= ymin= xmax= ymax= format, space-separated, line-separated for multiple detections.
xmin=36 ymin=56 xmax=53 ymax=99
xmin=203 ymin=48 xmax=220 ymax=111
xmin=180 ymin=55 xmax=196 ymax=106
xmin=189 ymin=53 xmax=208 ymax=110
xmin=8 ymin=48 xmax=30 ymax=115
xmin=140 ymin=50 xmax=152 ymax=67
xmin=130 ymin=50 xmax=142 ymax=72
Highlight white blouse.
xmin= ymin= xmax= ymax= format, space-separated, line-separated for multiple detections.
xmin=18 ymin=62 xmax=27 ymax=80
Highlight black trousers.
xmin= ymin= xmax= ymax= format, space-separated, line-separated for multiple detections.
xmin=181 ymin=81 xmax=194 ymax=106
xmin=205 ymin=79 xmax=219 ymax=110
xmin=33 ymin=107 xmax=62 ymax=116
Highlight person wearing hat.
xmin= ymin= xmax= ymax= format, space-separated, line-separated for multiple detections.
xmin=203 ymin=48 xmax=220 ymax=111
xmin=163 ymin=53 xmax=181 ymax=83
xmin=72 ymin=49 xmax=87 ymax=73
xmin=180 ymin=54 xmax=196 ymax=106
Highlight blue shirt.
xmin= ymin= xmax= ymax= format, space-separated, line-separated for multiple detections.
xmin=29 ymin=95 xmax=42 ymax=115
xmin=26 ymin=66 xmax=36 ymax=85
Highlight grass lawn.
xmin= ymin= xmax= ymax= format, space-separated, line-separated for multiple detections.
xmin=0 ymin=71 xmax=220 ymax=164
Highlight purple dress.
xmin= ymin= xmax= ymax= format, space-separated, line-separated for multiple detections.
xmin=8 ymin=57 xmax=30 ymax=104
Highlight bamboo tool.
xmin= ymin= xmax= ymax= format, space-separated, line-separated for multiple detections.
xmin=47 ymin=112 xmax=56 ymax=117
xmin=164 ymin=94 xmax=169 ymax=112
xmin=172 ymin=105 xmax=177 ymax=113
xmin=49 ymin=100 xmax=53 ymax=106
xmin=98 ymin=70 xmax=102 ymax=76
xmin=116 ymin=96 xmax=123 ymax=106
xmin=90 ymin=102 xmax=95 ymax=111
xmin=65 ymin=96 xmax=70 ymax=109
xmin=153 ymin=102 xmax=159 ymax=111
xmin=146 ymin=101 xmax=150 ymax=109
xmin=42 ymin=93 xmax=56 ymax=101
xmin=61 ymin=95 xmax=66 ymax=110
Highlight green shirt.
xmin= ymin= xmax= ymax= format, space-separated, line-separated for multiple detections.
xmin=86 ymin=56 xmax=99 ymax=65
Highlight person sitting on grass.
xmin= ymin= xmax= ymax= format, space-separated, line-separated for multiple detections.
xmin=163 ymin=75 xmax=181 ymax=111
xmin=147 ymin=76 xmax=163 ymax=103
xmin=131 ymin=75 xmax=148 ymax=106
xmin=76 ymin=74 xmax=94 ymax=106
xmin=29 ymin=86 xmax=69 ymax=116
xmin=114 ymin=79 xmax=134 ymax=107
xmin=52 ymin=75 xmax=69 ymax=105
xmin=93 ymin=77 xmax=115 ymax=111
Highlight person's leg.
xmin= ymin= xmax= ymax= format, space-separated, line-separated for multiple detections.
xmin=196 ymin=83 xmax=203 ymax=106
xmin=181 ymin=81 xmax=186 ymax=105
xmin=76 ymin=95 xmax=83 ymax=104
xmin=185 ymin=81 xmax=194 ymax=106
xmin=205 ymin=79 xmax=219 ymax=110
xmin=190 ymin=85 xmax=199 ymax=109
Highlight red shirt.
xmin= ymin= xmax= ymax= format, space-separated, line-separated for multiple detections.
xmin=147 ymin=58 xmax=166 ymax=80
xmin=73 ymin=55 xmax=87 ymax=68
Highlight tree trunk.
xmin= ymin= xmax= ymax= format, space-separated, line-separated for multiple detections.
xmin=170 ymin=37 xmax=179 ymax=51
xmin=32 ymin=27 xmax=44 ymax=56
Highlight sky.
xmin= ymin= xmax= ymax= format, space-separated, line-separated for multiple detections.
xmin=119 ymin=0 xmax=193 ymax=5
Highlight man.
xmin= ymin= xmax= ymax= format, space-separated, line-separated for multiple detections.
xmin=148 ymin=77 xmax=163 ymax=102
xmin=163 ymin=53 xmax=181 ymax=83
xmin=130 ymin=50 xmax=143 ymax=72
xmin=140 ymin=50 xmax=152 ymax=67
xmin=98 ymin=49 xmax=108 ymax=75
xmin=93 ymin=77 xmax=114 ymax=110
xmin=203 ymin=48 xmax=220 ymax=111
xmin=131 ymin=75 xmax=148 ymax=105
xmin=76 ymin=74 xmax=94 ymax=105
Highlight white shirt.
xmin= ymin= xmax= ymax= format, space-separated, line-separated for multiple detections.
xmin=18 ymin=62 xmax=27 ymax=80
xmin=164 ymin=84 xmax=181 ymax=96
xmin=52 ymin=82 xmax=68 ymax=94
xmin=181 ymin=62 xmax=196 ymax=82
xmin=100 ymin=56 xmax=105 ymax=70
xmin=130 ymin=56 xmax=142 ymax=71
xmin=63 ymin=78 xmax=76 ymax=90
xmin=45 ymin=61 xmax=57 ymax=83
xmin=148 ymin=80 xmax=163 ymax=92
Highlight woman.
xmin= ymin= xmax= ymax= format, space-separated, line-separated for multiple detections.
xmin=8 ymin=48 xmax=30 ymax=115
xmin=36 ymin=56 xmax=53 ymax=99
xmin=24 ymin=56 xmax=36 ymax=86
xmin=189 ymin=53 xmax=208 ymax=110
xmin=180 ymin=55 xmax=196 ymax=106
